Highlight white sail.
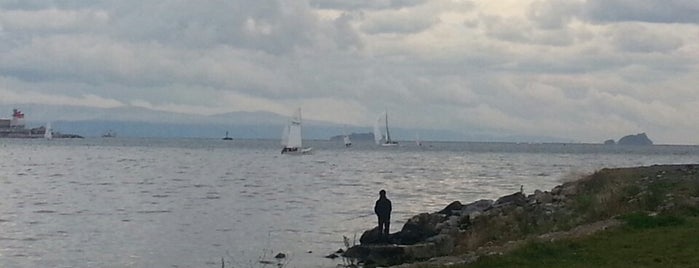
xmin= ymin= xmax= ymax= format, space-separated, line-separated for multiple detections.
xmin=374 ymin=112 xmax=398 ymax=146
xmin=286 ymin=108 xmax=303 ymax=148
xmin=44 ymin=122 xmax=53 ymax=140
xmin=373 ymin=113 xmax=383 ymax=145
xmin=281 ymin=108 xmax=312 ymax=154
xmin=384 ymin=112 xmax=392 ymax=143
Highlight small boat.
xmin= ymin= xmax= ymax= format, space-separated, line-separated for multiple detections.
xmin=373 ymin=111 xmax=398 ymax=146
xmin=343 ymin=126 xmax=352 ymax=147
xmin=102 ymin=130 xmax=116 ymax=138
xmin=222 ymin=131 xmax=233 ymax=140
xmin=343 ymin=135 xmax=352 ymax=147
xmin=281 ymin=108 xmax=312 ymax=155
xmin=44 ymin=122 xmax=53 ymax=140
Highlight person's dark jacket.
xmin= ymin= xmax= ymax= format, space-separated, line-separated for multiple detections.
xmin=374 ymin=197 xmax=392 ymax=219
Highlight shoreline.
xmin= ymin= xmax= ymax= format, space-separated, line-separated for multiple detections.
xmin=342 ymin=164 xmax=699 ymax=267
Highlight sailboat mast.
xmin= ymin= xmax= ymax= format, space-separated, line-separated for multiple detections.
xmin=384 ymin=112 xmax=391 ymax=142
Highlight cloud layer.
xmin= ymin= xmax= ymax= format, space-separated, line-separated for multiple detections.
xmin=1 ymin=0 xmax=698 ymax=144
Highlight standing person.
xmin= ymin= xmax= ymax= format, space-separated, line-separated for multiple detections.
xmin=374 ymin=189 xmax=392 ymax=242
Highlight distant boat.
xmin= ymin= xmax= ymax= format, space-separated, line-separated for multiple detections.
xmin=343 ymin=135 xmax=352 ymax=147
xmin=102 ymin=130 xmax=116 ymax=138
xmin=281 ymin=108 xmax=312 ymax=155
xmin=44 ymin=122 xmax=53 ymax=140
xmin=343 ymin=126 xmax=352 ymax=147
xmin=222 ymin=131 xmax=233 ymax=140
xmin=373 ymin=112 xmax=398 ymax=146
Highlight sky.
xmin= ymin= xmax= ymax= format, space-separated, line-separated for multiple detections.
xmin=0 ymin=0 xmax=698 ymax=144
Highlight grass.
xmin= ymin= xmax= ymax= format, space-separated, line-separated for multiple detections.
xmin=459 ymin=215 xmax=699 ymax=268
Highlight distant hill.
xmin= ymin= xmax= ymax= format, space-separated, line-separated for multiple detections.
xmin=2 ymin=104 xmax=570 ymax=142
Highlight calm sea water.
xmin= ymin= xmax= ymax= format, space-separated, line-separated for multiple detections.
xmin=2 ymin=138 xmax=699 ymax=268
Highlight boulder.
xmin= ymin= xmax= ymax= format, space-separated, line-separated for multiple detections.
xmin=438 ymin=201 xmax=463 ymax=216
xmin=359 ymin=227 xmax=383 ymax=245
xmin=531 ymin=190 xmax=554 ymax=204
xmin=493 ymin=192 xmax=527 ymax=208
xmin=460 ymin=199 xmax=494 ymax=215
xmin=344 ymin=244 xmax=408 ymax=267
xmin=394 ymin=213 xmax=445 ymax=245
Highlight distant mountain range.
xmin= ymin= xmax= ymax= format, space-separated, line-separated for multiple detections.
xmin=0 ymin=104 xmax=569 ymax=142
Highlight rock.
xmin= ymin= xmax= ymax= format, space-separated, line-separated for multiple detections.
xmin=274 ymin=253 xmax=286 ymax=259
xmin=345 ymin=244 xmax=408 ymax=266
xmin=531 ymin=190 xmax=554 ymax=204
xmin=551 ymin=185 xmax=562 ymax=195
xmin=560 ymin=184 xmax=579 ymax=196
xmin=425 ymin=234 xmax=455 ymax=256
xmin=394 ymin=213 xmax=445 ymax=245
xmin=460 ymin=199 xmax=494 ymax=215
xmin=359 ymin=227 xmax=383 ymax=245
xmin=325 ymin=253 xmax=339 ymax=259
xmin=493 ymin=192 xmax=527 ymax=208
xmin=438 ymin=201 xmax=463 ymax=216
xmin=617 ymin=133 xmax=653 ymax=145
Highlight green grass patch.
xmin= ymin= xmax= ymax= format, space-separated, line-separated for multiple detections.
xmin=618 ymin=212 xmax=685 ymax=229
xmin=460 ymin=216 xmax=699 ymax=268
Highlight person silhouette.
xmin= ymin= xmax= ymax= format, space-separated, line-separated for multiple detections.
xmin=374 ymin=189 xmax=392 ymax=242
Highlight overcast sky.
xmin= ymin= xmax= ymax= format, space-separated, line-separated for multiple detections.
xmin=1 ymin=0 xmax=698 ymax=144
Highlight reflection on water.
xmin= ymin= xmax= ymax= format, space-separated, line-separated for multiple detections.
xmin=1 ymin=138 xmax=699 ymax=267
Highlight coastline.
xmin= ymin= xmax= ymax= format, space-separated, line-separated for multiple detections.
xmin=343 ymin=164 xmax=699 ymax=267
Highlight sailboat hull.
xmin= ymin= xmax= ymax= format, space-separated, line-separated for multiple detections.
xmin=281 ymin=147 xmax=313 ymax=155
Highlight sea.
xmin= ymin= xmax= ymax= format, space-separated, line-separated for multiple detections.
xmin=2 ymin=138 xmax=699 ymax=268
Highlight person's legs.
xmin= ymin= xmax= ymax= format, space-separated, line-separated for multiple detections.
xmin=384 ymin=220 xmax=390 ymax=237
xmin=377 ymin=217 xmax=389 ymax=243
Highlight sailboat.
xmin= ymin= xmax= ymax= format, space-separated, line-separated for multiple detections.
xmin=44 ymin=122 xmax=53 ymax=140
xmin=222 ymin=131 xmax=233 ymax=140
xmin=343 ymin=135 xmax=352 ymax=147
xmin=281 ymin=108 xmax=312 ymax=155
xmin=342 ymin=126 xmax=352 ymax=147
xmin=373 ymin=112 xmax=398 ymax=146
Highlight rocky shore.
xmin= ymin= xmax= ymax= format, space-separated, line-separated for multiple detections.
xmin=342 ymin=164 xmax=699 ymax=267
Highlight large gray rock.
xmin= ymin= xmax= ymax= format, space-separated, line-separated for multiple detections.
xmin=438 ymin=201 xmax=463 ymax=216
xmin=394 ymin=213 xmax=446 ymax=245
xmin=531 ymin=190 xmax=554 ymax=204
xmin=493 ymin=192 xmax=527 ymax=208
xmin=359 ymin=226 xmax=383 ymax=245
xmin=460 ymin=199 xmax=494 ymax=215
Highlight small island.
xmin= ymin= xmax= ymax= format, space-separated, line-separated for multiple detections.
xmin=604 ymin=132 xmax=653 ymax=145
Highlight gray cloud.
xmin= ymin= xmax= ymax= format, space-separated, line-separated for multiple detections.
xmin=610 ymin=24 xmax=684 ymax=53
xmin=1 ymin=0 xmax=699 ymax=144
xmin=527 ymin=0 xmax=580 ymax=29
xmin=582 ymin=0 xmax=699 ymax=24
xmin=309 ymin=0 xmax=427 ymax=11
xmin=360 ymin=10 xmax=439 ymax=34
